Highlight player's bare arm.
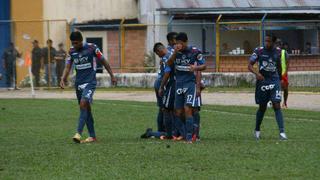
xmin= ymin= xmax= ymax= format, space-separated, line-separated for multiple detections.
xmin=248 ymin=61 xmax=264 ymax=81
xmin=60 ymin=63 xmax=72 ymax=89
xmin=190 ymin=64 xmax=206 ymax=72
xmin=101 ymin=59 xmax=117 ymax=85
xmin=158 ymin=72 xmax=170 ymax=97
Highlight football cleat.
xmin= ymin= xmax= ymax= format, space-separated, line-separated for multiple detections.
xmin=140 ymin=128 xmax=152 ymax=139
xmin=173 ymin=136 xmax=184 ymax=141
xmin=81 ymin=137 xmax=97 ymax=143
xmin=254 ymin=131 xmax=261 ymax=140
xmin=279 ymin=133 xmax=288 ymax=140
xmin=160 ymin=135 xmax=173 ymax=140
xmin=72 ymin=133 xmax=81 ymax=143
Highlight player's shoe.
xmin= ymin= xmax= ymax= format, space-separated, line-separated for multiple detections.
xmin=173 ymin=135 xmax=184 ymax=141
xmin=140 ymin=128 xmax=152 ymax=139
xmin=160 ymin=135 xmax=173 ymax=140
xmin=279 ymin=132 xmax=288 ymax=140
xmin=81 ymin=137 xmax=97 ymax=143
xmin=72 ymin=133 xmax=81 ymax=143
xmin=254 ymin=131 xmax=261 ymax=140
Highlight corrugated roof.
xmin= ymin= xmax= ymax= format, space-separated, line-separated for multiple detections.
xmin=156 ymin=0 xmax=320 ymax=9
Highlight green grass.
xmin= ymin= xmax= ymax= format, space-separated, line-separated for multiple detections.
xmin=0 ymin=99 xmax=319 ymax=179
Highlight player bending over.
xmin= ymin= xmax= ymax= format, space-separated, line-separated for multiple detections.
xmin=248 ymin=34 xmax=288 ymax=140
xmin=60 ymin=31 xmax=116 ymax=143
xmin=166 ymin=32 xmax=206 ymax=143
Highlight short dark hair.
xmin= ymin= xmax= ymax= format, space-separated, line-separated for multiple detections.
xmin=70 ymin=31 xmax=83 ymax=41
xmin=153 ymin=42 xmax=164 ymax=53
xmin=47 ymin=39 xmax=53 ymax=44
xmin=176 ymin=32 xmax=188 ymax=42
xmin=265 ymin=34 xmax=276 ymax=43
xmin=166 ymin=32 xmax=178 ymax=42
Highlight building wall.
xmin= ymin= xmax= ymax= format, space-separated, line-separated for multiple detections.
xmin=218 ymin=55 xmax=320 ymax=72
xmin=11 ymin=0 xmax=43 ymax=85
xmin=43 ymin=0 xmax=138 ymax=22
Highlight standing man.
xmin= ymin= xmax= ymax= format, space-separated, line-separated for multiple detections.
xmin=166 ymin=32 xmax=206 ymax=143
xmin=60 ymin=31 xmax=116 ymax=143
xmin=248 ymin=34 xmax=288 ymax=140
xmin=2 ymin=42 xmax=21 ymax=89
xmin=280 ymin=43 xmax=289 ymax=108
xmin=42 ymin=39 xmax=57 ymax=86
xmin=31 ymin=40 xmax=42 ymax=87
xmin=55 ymin=43 xmax=67 ymax=85
xmin=166 ymin=32 xmax=177 ymax=53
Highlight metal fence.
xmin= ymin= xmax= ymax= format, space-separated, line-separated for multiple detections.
xmin=0 ymin=18 xmax=319 ymax=88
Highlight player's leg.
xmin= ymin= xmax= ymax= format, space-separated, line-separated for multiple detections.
xmin=173 ymin=86 xmax=186 ymax=140
xmin=184 ymin=83 xmax=198 ymax=143
xmin=271 ymin=82 xmax=287 ymax=140
xmin=193 ymin=107 xmax=200 ymax=141
xmin=255 ymin=103 xmax=267 ymax=138
xmin=254 ymin=80 xmax=269 ymax=140
xmin=161 ymin=86 xmax=175 ymax=139
xmin=281 ymin=75 xmax=289 ymax=108
xmin=154 ymin=80 xmax=165 ymax=132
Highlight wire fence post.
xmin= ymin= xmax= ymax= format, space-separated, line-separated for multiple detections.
xmin=215 ymin=15 xmax=222 ymax=72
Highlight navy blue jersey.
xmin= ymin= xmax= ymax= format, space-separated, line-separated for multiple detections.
xmin=157 ymin=51 xmax=173 ymax=80
xmin=66 ymin=43 xmax=104 ymax=85
xmin=174 ymin=46 xmax=205 ymax=83
xmin=249 ymin=47 xmax=281 ymax=80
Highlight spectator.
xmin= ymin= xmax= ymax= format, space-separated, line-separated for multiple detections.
xmin=31 ymin=40 xmax=42 ymax=87
xmin=42 ymin=39 xmax=57 ymax=86
xmin=221 ymin=43 xmax=230 ymax=54
xmin=243 ymin=40 xmax=252 ymax=54
xmin=55 ymin=43 xmax=67 ymax=85
xmin=1 ymin=42 xmax=21 ymax=89
xmin=304 ymin=42 xmax=311 ymax=54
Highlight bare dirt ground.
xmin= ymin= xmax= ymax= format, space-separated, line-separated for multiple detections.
xmin=0 ymin=88 xmax=319 ymax=111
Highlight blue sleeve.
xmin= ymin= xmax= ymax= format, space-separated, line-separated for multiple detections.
xmin=193 ymin=48 xmax=205 ymax=65
xmin=164 ymin=64 xmax=172 ymax=73
xmin=249 ymin=48 xmax=259 ymax=62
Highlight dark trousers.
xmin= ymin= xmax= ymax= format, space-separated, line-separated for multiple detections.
xmin=56 ymin=60 xmax=65 ymax=84
xmin=5 ymin=64 xmax=17 ymax=88
xmin=32 ymin=65 xmax=41 ymax=87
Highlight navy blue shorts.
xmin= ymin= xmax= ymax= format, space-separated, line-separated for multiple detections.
xmin=162 ymin=83 xmax=175 ymax=109
xmin=154 ymin=79 xmax=164 ymax=108
xmin=255 ymin=79 xmax=281 ymax=105
xmin=175 ymin=81 xmax=201 ymax=109
xmin=76 ymin=83 xmax=96 ymax=104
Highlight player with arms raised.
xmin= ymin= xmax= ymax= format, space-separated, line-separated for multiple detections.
xmin=60 ymin=31 xmax=116 ymax=143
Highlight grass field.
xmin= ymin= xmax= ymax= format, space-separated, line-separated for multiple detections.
xmin=0 ymin=99 xmax=319 ymax=179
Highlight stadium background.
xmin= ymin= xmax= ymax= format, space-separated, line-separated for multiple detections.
xmin=0 ymin=0 xmax=320 ymax=88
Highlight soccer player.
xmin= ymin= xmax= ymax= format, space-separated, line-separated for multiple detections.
xmin=166 ymin=32 xmax=206 ymax=143
xmin=166 ymin=32 xmax=178 ymax=53
xmin=60 ymin=31 xmax=116 ymax=143
xmin=140 ymin=42 xmax=174 ymax=139
xmin=248 ymin=34 xmax=288 ymax=140
xmin=280 ymin=44 xmax=289 ymax=108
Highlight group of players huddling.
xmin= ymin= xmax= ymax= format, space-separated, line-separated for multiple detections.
xmin=60 ymin=31 xmax=287 ymax=144
xmin=140 ymin=32 xmax=206 ymax=143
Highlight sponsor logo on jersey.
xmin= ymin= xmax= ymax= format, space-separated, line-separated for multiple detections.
xmin=75 ymin=63 xmax=92 ymax=70
xmin=261 ymin=84 xmax=275 ymax=91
